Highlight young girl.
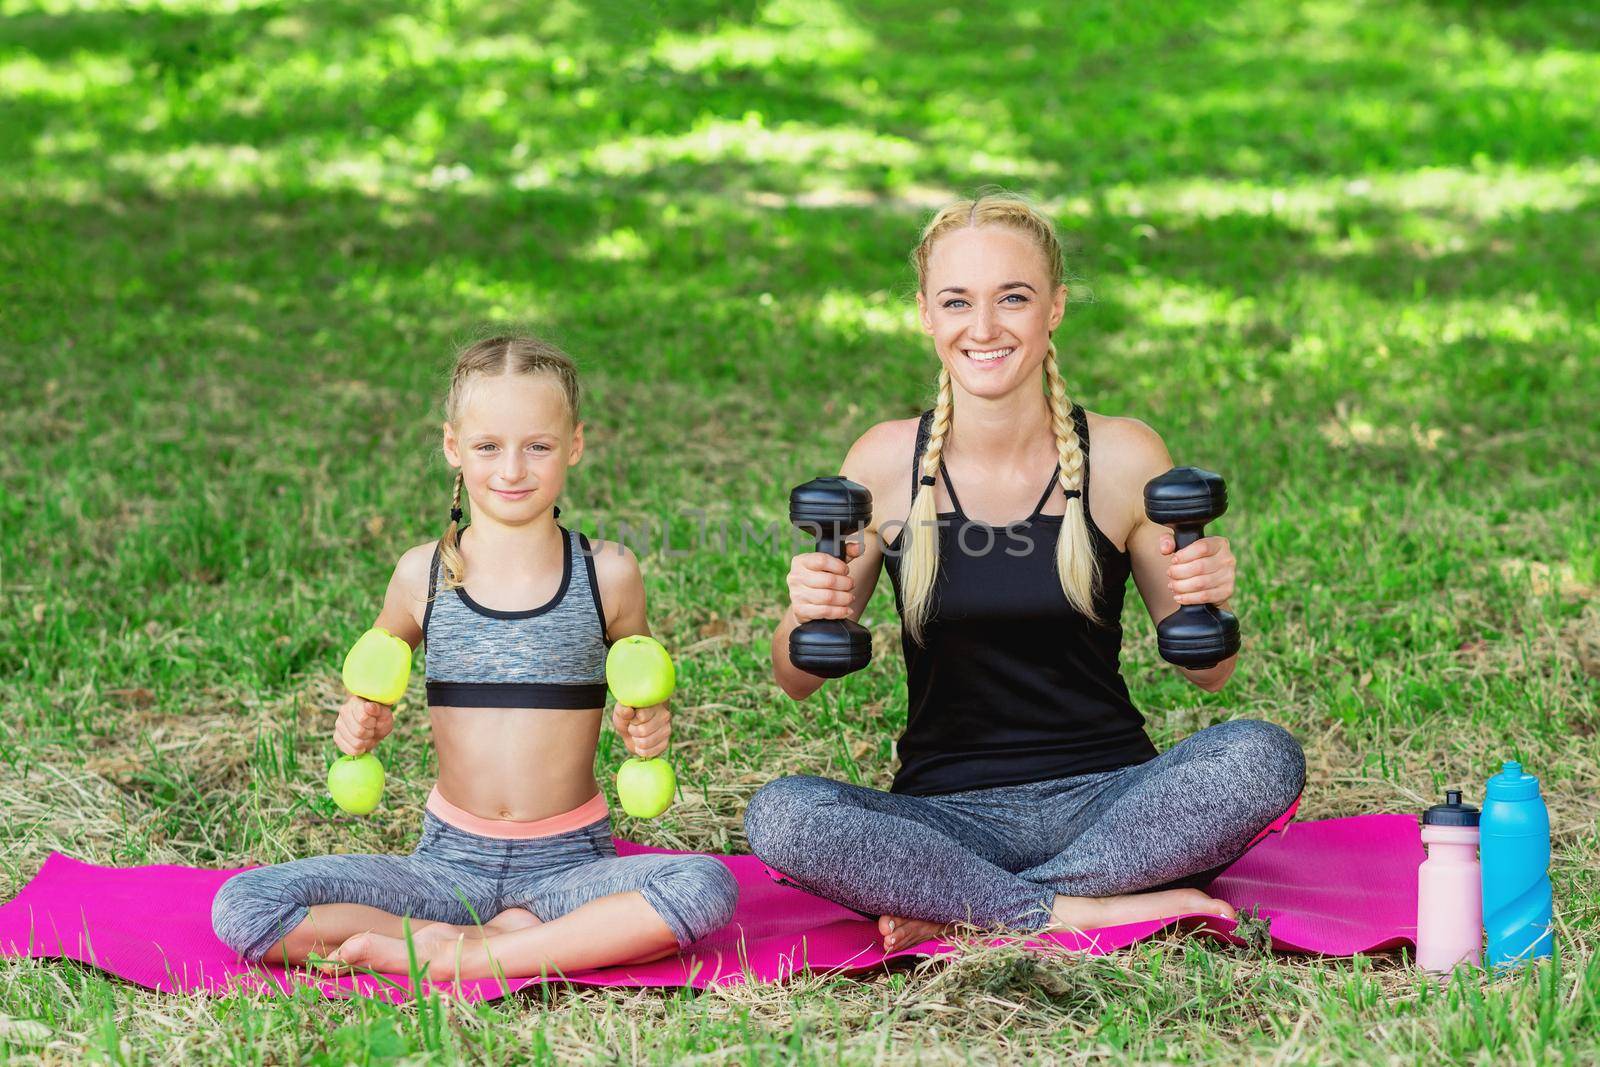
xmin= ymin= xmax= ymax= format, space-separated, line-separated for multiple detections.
xmin=213 ymin=336 xmax=738 ymax=982
xmin=745 ymin=194 xmax=1305 ymax=952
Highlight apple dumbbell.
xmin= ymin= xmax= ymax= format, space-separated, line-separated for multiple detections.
xmin=605 ymin=635 xmax=678 ymax=819
xmin=329 ymin=627 xmax=411 ymax=815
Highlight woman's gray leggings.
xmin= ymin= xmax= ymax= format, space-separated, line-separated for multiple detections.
xmin=212 ymin=810 xmax=739 ymax=961
xmin=743 ymin=719 xmax=1305 ymax=931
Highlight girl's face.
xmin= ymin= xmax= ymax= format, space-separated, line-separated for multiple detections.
xmin=916 ymin=225 xmax=1067 ymax=401
xmin=441 ymin=373 xmax=582 ymax=527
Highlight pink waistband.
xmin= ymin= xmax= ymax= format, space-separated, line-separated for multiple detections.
xmin=425 ymin=785 xmax=609 ymax=840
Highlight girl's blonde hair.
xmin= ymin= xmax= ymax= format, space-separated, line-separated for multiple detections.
xmin=437 ymin=334 xmax=581 ymax=591
xmin=899 ymin=194 xmax=1099 ymax=643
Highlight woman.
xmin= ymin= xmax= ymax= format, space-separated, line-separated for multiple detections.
xmin=744 ymin=194 xmax=1305 ymax=953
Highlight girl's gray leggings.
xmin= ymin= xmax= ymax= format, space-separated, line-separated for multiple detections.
xmin=212 ymin=809 xmax=738 ymax=962
xmin=743 ymin=719 xmax=1305 ymax=931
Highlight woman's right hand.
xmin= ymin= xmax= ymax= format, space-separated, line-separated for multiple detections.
xmin=787 ymin=541 xmax=863 ymax=623
xmin=334 ymin=693 xmax=394 ymax=756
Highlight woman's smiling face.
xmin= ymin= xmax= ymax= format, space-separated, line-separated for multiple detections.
xmin=916 ymin=224 xmax=1067 ymax=400
xmin=442 ymin=372 xmax=582 ymax=524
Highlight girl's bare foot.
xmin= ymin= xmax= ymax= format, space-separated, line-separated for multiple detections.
xmin=403 ymin=922 xmax=475 ymax=950
xmin=317 ymin=930 xmax=432 ymax=976
xmin=320 ymin=928 xmax=503 ymax=981
xmin=878 ymin=914 xmax=954 ymax=952
xmin=313 ymin=910 xmax=534 ymax=976
xmin=344 ymin=907 xmax=539 ymax=960
xmin=1049 ymin=888 xmax=1235 ymax=933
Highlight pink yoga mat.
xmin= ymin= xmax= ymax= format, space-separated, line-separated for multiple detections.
xmin=0 ymin=815 xmax=1422 ymax=1003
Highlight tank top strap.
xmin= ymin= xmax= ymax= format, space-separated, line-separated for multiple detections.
xmin=1069 ymin=402 xmax=1092 ymax=503
xmin=1029 ymin=402 xmax=1092 ymax=517
xmin=941 ymin=467 xmax=968 ymax=516
xmin=911 ymin=408 xmax=968 ymax=515
xmin=910 ymin=408 xmax=933 ymax=489
xmin=1028 ymin=470 xmax=1060 ymax=517
xmin=421 ymin=535 xmax=445 ymax=641
xmin=914 ymin=407 xmax=1084 ymax=522
xmin=572 ymin=527 xmax=609 ymax=643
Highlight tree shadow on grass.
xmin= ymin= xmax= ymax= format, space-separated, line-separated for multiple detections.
xmin=7 ymin=176 xmax=1594 ymax=479
xmin=1123 ymin=193 xmax=1600 ymax=319
xmin=1420 ymin=0 xmax=1600 ymax=54
xmin=6 ymin=0 xmax=1598 ymax=208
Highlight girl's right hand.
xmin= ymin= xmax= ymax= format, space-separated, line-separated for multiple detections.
xmin=787 ymin=541 xmax=862 ymax=624
xmin=334 ymin=693 xmax=394 ymax=756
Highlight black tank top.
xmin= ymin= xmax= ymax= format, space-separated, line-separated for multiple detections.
xmin=882 ymin=406 xmax=1159 ymax=795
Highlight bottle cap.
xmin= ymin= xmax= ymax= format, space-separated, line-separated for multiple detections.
xmin=1485 ymin=760 xmax=1541 ymax=802
xmin=1422 ymin=789 xmax=1479 ymax=826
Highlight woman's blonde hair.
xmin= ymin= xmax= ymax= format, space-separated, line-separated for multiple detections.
xmin=899 ymin=194 xmax=1099 ymax=643
xmin=437 ymin=334 xmax=581 ymax=591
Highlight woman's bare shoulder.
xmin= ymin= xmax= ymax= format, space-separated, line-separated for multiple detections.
xmin=1085 ymin=412 xmax=1173 ymax=480
xmin=841 ymin=416 xmax=919 ymax=488
xmin=1082 ymin=412 xmax=1177 ymax=537
xmin=838 ymin=416 xmax=920 ymax=533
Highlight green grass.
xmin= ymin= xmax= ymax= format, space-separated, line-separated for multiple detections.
xmin=2 ymin=0 xmax=1598 ymax=1061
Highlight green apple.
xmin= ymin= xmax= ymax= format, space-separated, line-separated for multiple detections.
xmin=342 ymin=627 xmax=412 ymax=706
xmin=328 ymin=753 xmax=385 ymax=815
xmin=616 ymin=757 xmax=676 ymax=819
xmin=605 ymin=635 xmax=676 ymax=708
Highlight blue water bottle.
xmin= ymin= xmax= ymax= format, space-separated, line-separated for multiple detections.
xmin=1480 ymin=760 xmax=1553 ymax=968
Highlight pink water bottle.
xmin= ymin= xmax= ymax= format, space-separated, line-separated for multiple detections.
xmin=1416 ymin=790 xmax=1482 ymax=973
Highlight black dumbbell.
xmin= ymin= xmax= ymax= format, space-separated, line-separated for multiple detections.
xmin=1143 ymin=467 xmax=1240 ymax=670
xmin=788 ymin=476 xmax=873 ymax=678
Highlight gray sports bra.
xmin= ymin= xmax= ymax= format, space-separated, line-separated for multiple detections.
xmin=421 ymin=525 xmax=610 ymax=709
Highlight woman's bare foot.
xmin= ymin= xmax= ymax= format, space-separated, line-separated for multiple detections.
xmin=878 ymin=914 xmax=954 ymax=952
xmin=876 ymin=890 xmax=1233 ymax=953
xmin=1049 ymin=888 xmax=1235 ymax=933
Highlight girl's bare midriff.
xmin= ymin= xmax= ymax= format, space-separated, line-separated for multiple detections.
xmin=429 ymin=705 xmax=605 ymax=821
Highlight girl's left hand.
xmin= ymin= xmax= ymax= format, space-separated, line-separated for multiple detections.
xmin=1160 ymin=534 xmax=1236 ymax=606
xmin=612 ymin=702 xmax=671 ymax=759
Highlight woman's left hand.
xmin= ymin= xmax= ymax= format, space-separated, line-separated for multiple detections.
xmin=612 ymin=702 xmax=671 ymax=759
xmin=1160 ymin=534 xmax=1235 ymax=606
